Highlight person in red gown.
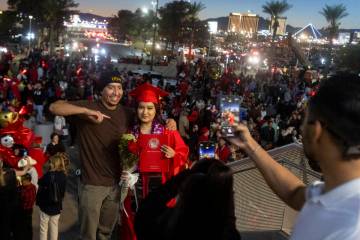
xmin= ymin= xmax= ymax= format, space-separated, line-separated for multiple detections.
xmin=215 ymin=138 xmax=231 ymax=163
xmin=121 ymin=83 xmax=189 ymax=240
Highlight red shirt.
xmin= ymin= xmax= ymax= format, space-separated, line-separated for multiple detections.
xmin=19 ymin=183 xmax=37 ymax=210
xmin=216 ymin=145 xmax=231 ymax=163
xmin=187 ymin=110 xmax=199 ymax=123
xmin=198 ymin=134 xmax=209 ymax=143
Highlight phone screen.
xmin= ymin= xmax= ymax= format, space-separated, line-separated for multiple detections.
xmin=199 ymin=142 xmax=216 ymax=160
xmin=220 ymin=96 xmax=241 ymax=137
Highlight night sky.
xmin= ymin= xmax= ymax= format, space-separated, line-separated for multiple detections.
xmin=1 ymin=0 xmax=359 ymax=29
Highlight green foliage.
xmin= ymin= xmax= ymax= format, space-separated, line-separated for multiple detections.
xmin=118 ymin=134 xmax=138 ymax=171
xmin=335 ymin=45 xmax=360 ymax=73
xmin=319 ymin=4 xmax=348 ymax=43
xmin=108 ymin=8 xmax=154 ymax=43
xmin=262 ymin=0 xmax=292 ymax=41
xmin=224 ymin=34 xmax=245 ymax=47
xmin=158 ymin=1 xmax=190 ymax=49
xmin=0 ymin=10 xmax=19 ymax=42
xmin=7 ymin=0 xmax=78 ymax=54
xmin=108 ymin=10 xmax=135 ymax=41
xmin=158 ymin=1 xmax=206 ymax=50
xmin=7 ymin=0 xmax=78 ymax=29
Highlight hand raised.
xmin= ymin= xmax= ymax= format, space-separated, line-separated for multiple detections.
xmin=165 ymin=119 xmax=177 ymax=131
xmin=226 ymin=123 xmax=253 ymax=150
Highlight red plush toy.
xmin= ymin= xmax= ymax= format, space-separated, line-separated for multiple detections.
xmin=0 ymin=107 xmax=47 ymax=177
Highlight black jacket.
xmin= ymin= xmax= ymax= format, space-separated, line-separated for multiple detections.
xmin=36 ymin=171 xmax=66 ymax=215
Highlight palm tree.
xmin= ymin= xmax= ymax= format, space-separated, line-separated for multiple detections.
xmin=262 ymin=0 xmax=292 ymax=41
xmin=186 ymin=1 xmax=205 ymax=60
xmin=42 ymin=0 xmax=78 ymax=55
xmin=319 ymin=4 xmax=348 ymax=45
xmin=7 ymin=0 xmax=78 ymax=55
xmin=158 ymin=1 xmax=193 ymax=51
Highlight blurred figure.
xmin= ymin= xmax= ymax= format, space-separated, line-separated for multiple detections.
xmin=18 ymin=173 xmax=37 ymax=240
xmin=45 ymin=133 xmax=65 ymax=157
xmin=0 ymin=158 xmax=32 ymax=240
xmin=135 ymin=159 xmax=241 ymax=240
xmin=230 ymin=73 xmax=360 ymax=239
xmin=36 ymin=153 xmax=67 ymax=240
xmin=216 ymin=138 xmax=231 ymax=163
xmin=32 ymin=83 xmax=46 ymax=123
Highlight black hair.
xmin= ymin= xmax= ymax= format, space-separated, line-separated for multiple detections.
xmin=22 ymin=173 xmax=32 ymax=182
xmin=134 ymin=102 xmax=165 ymax=126
xmin=308 ymin=72 xmax=360 ymax=158
xmin=50 ymin=132 xmax=60 ymax=141
xmin=169 ymin=159 xmax=236 ymax=240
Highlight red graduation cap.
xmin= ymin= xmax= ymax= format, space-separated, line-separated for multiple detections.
xmin=129 ymin=82 xmax=169 ymax=104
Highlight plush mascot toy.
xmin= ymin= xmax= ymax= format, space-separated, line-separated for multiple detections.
xmin=0 ymin=107 xmax=47 ymax=178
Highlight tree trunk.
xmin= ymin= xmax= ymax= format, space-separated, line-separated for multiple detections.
xmin=188 ymin=22 xmax=195 ymax=61
xmin=37 ymin=28 xmax=44 ymax=48
xmin=272 ymin=17 xmax=278 ymax=42
xmin=49 ymin=24 xmax=55 ymax=56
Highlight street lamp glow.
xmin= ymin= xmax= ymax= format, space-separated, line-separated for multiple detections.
xmin=28 ymin=15 xmax=33 ymax=50
xmin=26 ymin=33 xmax=35 ymax=40
xmin=248 ymin=56 xmax=260 ymax=64
xmin=300 ymin=34 xmax=307 ymax=40
xmin=92 ymin=48 xmax=99 ymax=54
xmin=142 ymin=7 xmax=148 ymax=14
xmin=72 ymin=41 xmax=78 ymax=50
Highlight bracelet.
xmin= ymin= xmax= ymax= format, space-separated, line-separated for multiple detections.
xmin=249 ymin=144 xmax=261 ymax=156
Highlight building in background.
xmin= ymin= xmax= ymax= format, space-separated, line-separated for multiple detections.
xmin=64 ymin=14 xmax=114 ymax=41
xmin=228 ymin=12 xmax=259 ymax=36
xmin=270 ymin=17 xmax=287 ymax=36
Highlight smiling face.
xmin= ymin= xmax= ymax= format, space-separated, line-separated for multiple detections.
xmin=137 ymin=102 xmax=156 ymax=124
xmin=101 ymin=83 xmax=123 ymax=109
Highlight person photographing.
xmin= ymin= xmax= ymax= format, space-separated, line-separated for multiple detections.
xmin=229 ymin=73 xmax=360 ymax=239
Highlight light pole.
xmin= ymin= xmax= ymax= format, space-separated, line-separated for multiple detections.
xmin=207 ymin=21 xmax=218 ymax=59
xmin=307 ymin=39 xmax=312 ymax=60
xmin=208 ymin=33 xmax=212 ymax=58
xmin=150 ymin=0 xmax=158 ymax=71
xmin=28 ymin=15 xmax=33 ymax=50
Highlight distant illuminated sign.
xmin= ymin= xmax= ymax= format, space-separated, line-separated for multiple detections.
xmin=208 ymin=21 xmax=218 ymax=34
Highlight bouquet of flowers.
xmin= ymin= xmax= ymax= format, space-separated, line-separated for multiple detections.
xmin=118 ymin=133 xmax=139 ymax=208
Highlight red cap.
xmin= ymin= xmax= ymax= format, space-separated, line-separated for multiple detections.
xmin=129 ymin=83 xmax=169 ymax=104
xmin=200 ymin=127 xmax=209 ymax=134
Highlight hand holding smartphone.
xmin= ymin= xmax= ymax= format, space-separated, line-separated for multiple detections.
xmin=219 ymin=96 xmax=241 ymax=137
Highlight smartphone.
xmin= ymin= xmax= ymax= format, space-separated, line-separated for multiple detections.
xmin=199 ymin=141 xmax=216 ymax=160
xmin=219 ymin=96 xmax=241 ymax=137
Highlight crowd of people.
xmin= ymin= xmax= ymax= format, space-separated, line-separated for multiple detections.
xmin=0 ymin=47 xmax=360 ymax=240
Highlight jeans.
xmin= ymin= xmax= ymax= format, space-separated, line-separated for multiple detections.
xmin=34 ymin=104 xmax=44 ymax=123
xmin=39 ymin=210 xmax=60 ymax=240
xmin=79 ymin=183 xmax=121 ymax=240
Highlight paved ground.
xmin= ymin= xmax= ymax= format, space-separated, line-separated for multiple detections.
xmin=116 ymin=61 xmax=178 ymax=78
